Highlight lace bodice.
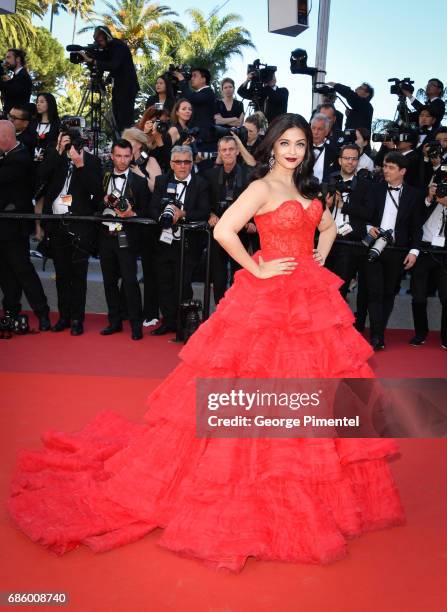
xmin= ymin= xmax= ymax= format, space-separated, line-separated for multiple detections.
xmin=254 ymin=199 xmax=323 ymax=258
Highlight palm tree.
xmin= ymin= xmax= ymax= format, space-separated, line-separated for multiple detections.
xmin=66 ymin=0 xmax=95 ymax=43
xmin=0 ymin=0 xmax=45 ymax=47
xmin=80 ymin=0 xmax=180 ymax=56
xmin=177 ymin=8 xmax=255 ymax=79
xmin=46 ymin=0 xmax=68 ymax=34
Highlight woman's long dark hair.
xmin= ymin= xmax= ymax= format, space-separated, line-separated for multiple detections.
xmin=156 ymin=74 xmax=175 ymax=103
xmin=252 ymin=113 xmax=319 ymax=199
xmin=37 ymin=92 xmax=60 ymax=124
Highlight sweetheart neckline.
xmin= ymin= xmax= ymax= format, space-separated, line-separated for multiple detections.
xmin=254 ymin=198 xmax=320 ymax=218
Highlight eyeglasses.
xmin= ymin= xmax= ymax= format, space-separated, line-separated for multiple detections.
xmin=8 ymin=114 xmax=25 ymax=121
xmin=340 ymin=156 xmax=359 ymax=162
xmin=171 ymin=160 xmax=192 ymax=165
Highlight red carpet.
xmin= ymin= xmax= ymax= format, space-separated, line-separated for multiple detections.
xmin=1 ymin=314 xmax=446 ymax=611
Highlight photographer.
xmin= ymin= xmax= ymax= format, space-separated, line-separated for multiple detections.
xmin=146 ymin=74 xmax=175 ymax=112
xmin=173 ymin=67 xmax=216 ymax=147
xmin=122 ymin=127 xmax=162 ymax=328
xmin=401 ymin=78 xmax=445 ymax=129
xmin=311 ymin=113 xmax=339 ymax=182
xmin=168 ymin=99 xmax=195 ymax=148
xmin=325 ymin=144 xmax=372 ymax=307
xmin=417 ymin=106 xmax=437 ymax=148
xmin=395 ymin=131 xmax=425 ymax=190
xmin=38 ymin=130 xmax=103 ymax=336
xmin=422 ymin=127 xmax=447 ymax=186
xmin=214 ymin=78 xmax=244 ymax=128
xmin=137 ymin=106 xmax=171 ymax=173
xmin=0 ymin=120 xmax=50 ymax=330
xmin=0 ymin=49 xmax=32 ymax=115
xmin=204 ymin=135 xmax=252 ymax=305
xmin=148 ymin=145 xmax=210 ymax=336
xmin=409 ymin=183 xmax=447 ymax=349
xmin=326 ymin=81 xmax=374 ymax=131
xmin=99 ymin=139 xmax=150 ymax=340
xmin=79 ymin=26 xmax=139 ymax=134
xmin=8 ymin=104 xmax=35 ymax=157
xmin=314 ymin=103 xmax=341 ymax=148
xmin=364 ymin=151 xmax=424 ymax=350
xmin=237 ymin=67 xmax=288 ymax=123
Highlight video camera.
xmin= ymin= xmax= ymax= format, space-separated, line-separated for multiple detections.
xmin=59 ymin=115 xmax=88 ymax=152
xmin=67 ymin=43 xmax=104 ymax=65
xmin=313 ymin=82 xmax=335 ymax=96
xmin=372 ymin=122 xmax=419 ymax=144
xmin=212 ymin=125 xmax=248 ymax=146
xmin=247 ymin=59 xmax=277 ymax=84
xmin=163 ymin=63 xmax=192 ymax=95
xmin=388 ymin=77 xmax=414 ymax=96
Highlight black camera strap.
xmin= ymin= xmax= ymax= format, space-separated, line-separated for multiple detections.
xmin=387 ymin=186 xmax=402 ymax=210
xmin=439 ymin=208 xmax=447 ymax=236
xmin=111 ymin=173 xmax=127 ymax=196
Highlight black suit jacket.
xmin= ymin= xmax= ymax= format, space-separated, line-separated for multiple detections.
xmin=313 ymin=143 xmax=339 ymax=181
xmin=203 ymin=163 xmax=250 ymax=216
xmin=237 ymin=82 xmax=288 ymax=123
xmin=330 ymin=175 xmax=373 ymax=241
xmin=0 ymin=143 xmax=33 ymax=240
xmin=177 ymin=82 xmax=216 ymax=142
xmin=401 ymin=149 xmax=425 ymax=191
xmin=96 ymin=39 xmax=139 ymax=93
xmin=365 ymin=182 xmax=424 ymax=250
xmin=0 ymin=68 xmax=32 ymax=114
xmin=149 ymin=173 xmax=211 ymax=230
xmin=40 ymin=148 xmax=104 ymax=240
xmin=102 ymin=169 xmax=150 ymax=250
xmin=333 ymin=83 xmax=373 ymax=131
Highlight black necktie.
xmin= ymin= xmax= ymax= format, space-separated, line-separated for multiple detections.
xmin=112 ymin=173 xmax=126 ymax=179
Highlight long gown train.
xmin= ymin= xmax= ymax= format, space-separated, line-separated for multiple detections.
xmin=7 ymin=199 xmax=405 ymax=572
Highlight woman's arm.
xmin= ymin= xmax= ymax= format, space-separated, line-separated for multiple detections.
xmin=233 ymin=134 xmax=256 ymax=167
xmin=147 ymin=156 xmax=162 ymax=192
xmin=315 ymin=208 xmax=337 ymax=264
xmin=167 ymin=125 xmax=180 ymax=146
xmin=213 ymin=181 xmax=298 ymax=279
xmin=214 ymin=114 xmax=244 ymax=127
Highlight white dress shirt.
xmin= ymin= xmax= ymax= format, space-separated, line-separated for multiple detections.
xmin=422 ymin=203 xmax=447 ymax=246
xmin=313 ymin=145 xmax=325 ymax=182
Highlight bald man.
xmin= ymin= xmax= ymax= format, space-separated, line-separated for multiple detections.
xmin=0 ymin=120 xmax=50 ymax=329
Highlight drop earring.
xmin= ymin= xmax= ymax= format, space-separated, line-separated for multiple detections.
xmin=268 ymin=154 xmax=275 ymax=171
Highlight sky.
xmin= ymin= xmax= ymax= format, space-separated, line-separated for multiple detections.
xmin=38 ymin=0 xmax=447 ymax=124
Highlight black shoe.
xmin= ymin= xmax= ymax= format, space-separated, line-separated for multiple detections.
xmin=38 ymin=315 xmax=51 ymax=331
xmin=409 ymin=335 xmax=426 ymax=346
xmin=51 ymin=318 xmax=70 ymax=332
xmin=150 ymin=323 xmax=176 ymax=336
xmin=131 ymin=324 xmax=143 ymax=341
xmin=441 ymin=342 xmax=447 ymax=350
xmin=370 ymin=336 xmax=385 ymax=351
xmin=100 ymin=324 xmax=123 ymax=336
xmin=71 ymin=321 xmax=84 ymax=336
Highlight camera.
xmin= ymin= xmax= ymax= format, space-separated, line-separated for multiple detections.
xmin=108 ymin=188 xmax=129 ymax=213
xmin=362 ymin=228 xmax=394 ymax=261
xmin=159 ymin=182 xmax=179 ymax=229
xmin=426 ymin=141 xmax=444 ymax=159
xmin=134 ymin=148 xmax=149 ymax=167
xmin=212 ymin=125 xmax=248 ymax=145
xmin=59 ymin=115 xmax=88 ymax=152
xmin=313 ymin=82 xmax=335 ymax=96
xmin=388 ymin=77 xmax=414 ymax=96
xmin=67 ymin=43 xmax=103 ymax=65
xmin=163 ymin=63 xmax=192 ymax=94
xmin=335 ymin=128 xmax=357 ymax=148
xmin=436 ymin=182 xmax=447 ymax=199
xmin=356 ymin=167 xmax=385 ymax=183
xmin=372 ymin=122 xmax=419 ymax=144
xmin=323 ymin=174 xmax=353 ymax=197
xmin=247 ymin=59 xmax=277 ymax=83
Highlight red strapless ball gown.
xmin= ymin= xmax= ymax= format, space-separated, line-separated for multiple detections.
xmin=8 ymin=199 xmax=405 ymax=572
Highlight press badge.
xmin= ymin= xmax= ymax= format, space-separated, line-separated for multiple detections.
xmin=159 ymin=228 xmax=174 ymax=244
xmin=432 ymin=235 xmax=445 ymax=247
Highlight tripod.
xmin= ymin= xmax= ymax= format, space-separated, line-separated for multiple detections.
xmin=393 ymin=94 xmax=411 ymax=126
xmin=77 ymin=67 xmax=116 ymax=155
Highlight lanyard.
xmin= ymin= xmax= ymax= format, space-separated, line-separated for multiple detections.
xmin=387 ymin=187 xmax=401 ymax=210
xmin=439 ymin=208 xmax=447 ymax=236
xmin=111 ymin=174 xmax=127 ymax=196
xmin=62 ymin=163 xmax=74 ymax=195
xmin=176 ymin=183 xmax=187 ymax=208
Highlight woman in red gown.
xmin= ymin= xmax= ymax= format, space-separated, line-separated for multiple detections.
xmin=8 ymin=114 xmax=405 ymax=572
